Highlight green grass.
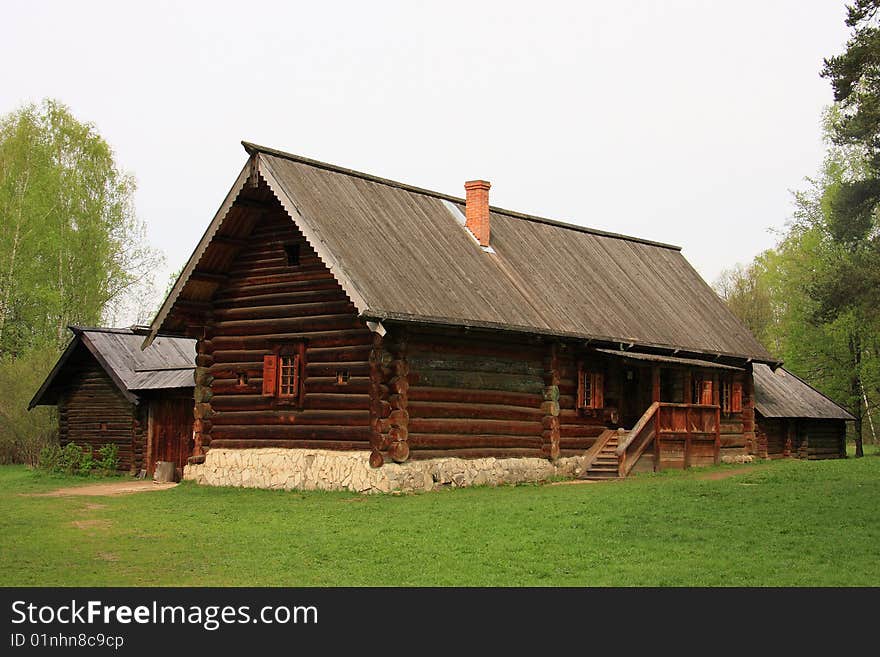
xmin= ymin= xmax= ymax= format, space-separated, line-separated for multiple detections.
xmin=1 ymin=455 xmax=878 ymax=586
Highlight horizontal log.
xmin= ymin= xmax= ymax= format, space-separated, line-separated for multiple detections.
xmin=407 ymin=448 xmax=545 ymax=460
xmin=408 ymin=355 xmax=544 ymax=377
xmin=212 ymin=300 xmax=354 ymax=321
xmin=208 ymin=439 xmax=371 ymax=450
xmin=559 ymin=424 xmax=607 ymax=438
xmin=407 ymin=418 xmax=541 ymax=436
xmin=206 ymin=329 xmax=372 ymax=350
xmin=408 ymin=387 xmax=542 ymax=407
xmin=213 ymin=287 xmax=346 ymax=310
xmin=210 ymin=424 xmax=373 ymax=441
xmin=408 ymin=433 xmax=544 ymax=449
xmin=410 ymin=370 xmax=544 ymax=394
xmin=210 ymin=314 xmax=360 ymax=336
xmin=407 ymin=401 xmax=543 ymax=422
xmin=306 ymin=361 xmax=370 ymax=377
xmin=211 ymin=409 xmax=370 ymax=426
xmin=213 ymin=278 xmax=341 ymax=302
xmin=408 ymin=338 xmax=544 ymax=361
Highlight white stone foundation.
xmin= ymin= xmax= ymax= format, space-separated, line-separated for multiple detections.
xmin=184 ymin=448 xmax=592 ymax=494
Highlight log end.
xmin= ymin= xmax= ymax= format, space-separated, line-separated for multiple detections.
xmin=388 ymin=440 xmax=410 ymax=463
xmin=369 ymin=450 xmax=384 ymax=468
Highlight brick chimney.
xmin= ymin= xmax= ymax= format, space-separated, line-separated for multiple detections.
xmin=464 ymin=180 xmax=491 ymax=247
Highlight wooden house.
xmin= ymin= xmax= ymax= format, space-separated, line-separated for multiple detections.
xmin=753 ymin=364 xmax=853 ymax=460
xmin=30 ymin=327 xmax=196 ymax=476
xmin=140 ymin=143 xmax=840 ymax=491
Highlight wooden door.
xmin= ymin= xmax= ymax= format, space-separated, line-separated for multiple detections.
xmin=148 ymin=398 xmax=194 ymax=477
xmin=621 ymin=367 xmax=649 ymax=428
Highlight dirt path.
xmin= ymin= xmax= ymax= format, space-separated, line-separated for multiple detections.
xmin=695 ymin=464 xmax=770 ymax=481
xmin=27 ymin=480 xmax=177 ymax=497
xmin=552 ymin=463 xmax=771 ymax=486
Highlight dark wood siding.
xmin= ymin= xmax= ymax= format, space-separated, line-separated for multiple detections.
xmin=203 ymin=205 xmax=374 ymax=451
xmin=801 ymin=419 xmax=846 ymax=460
xmin=58 ymin=356 xmax=138 ymax=472
xmin=405 ymin=332 xmax=548 ymax=460
xmin=756 ymin=416 xmax=846 ymax=460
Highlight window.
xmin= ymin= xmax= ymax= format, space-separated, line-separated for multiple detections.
xmin=578 ymin=366 xmax=604 ymax=410
xmin=336 ymin=369 xmax=350 ymax=385
xmin=237 ymin=371 xmax=249 ymax=387
xmin=720 ymin=379 xmax=731 ymax=413
xmin=278 ymin=355 xmax=299 ymax=397
xmin=284 ymin=243 xmax=301 ymax=266
xmin=262 ymin=347 xmax=304 ymax=400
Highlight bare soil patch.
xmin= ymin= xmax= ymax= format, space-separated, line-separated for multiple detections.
xmin=28 ymin=480 xmax=177 ymax=498
xmin=70 ymin=519 xmax=111 ymax=530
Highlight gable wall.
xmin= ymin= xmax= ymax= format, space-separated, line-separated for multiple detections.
xmin=202 ymin=206 xmax=375 ymax=451
xmin=58 ymin=352 xmax=139 ymax=471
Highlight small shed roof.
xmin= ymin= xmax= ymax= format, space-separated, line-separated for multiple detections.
xmin=593 ymin=348 xmax=744 ymax=371
xmin=753 ymin=363 xmax=854 ymax=421
xmin=147 ymin=143 xmax=777 ymax=365
xmin=29 ymin=327 xmax=195 ymax=409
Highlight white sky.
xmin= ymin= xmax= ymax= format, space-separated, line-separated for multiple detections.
xmin=2 ymin=0 xmax=851 ymax=309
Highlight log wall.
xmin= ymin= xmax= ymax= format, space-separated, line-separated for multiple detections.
xmin=405 ymin=332 xmax=549 ymax=460
xmin=202 ymin=206 xmax=375 ymax=452
xmin=58 ymin=355 xmax=139 ymax=472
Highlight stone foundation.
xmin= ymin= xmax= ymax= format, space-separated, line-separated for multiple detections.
xmin=184 ymin=448 xmax=592 ymax=494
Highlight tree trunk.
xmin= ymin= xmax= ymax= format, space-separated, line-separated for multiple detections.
xmin=850 ymin=332 xmax=864 ymax=457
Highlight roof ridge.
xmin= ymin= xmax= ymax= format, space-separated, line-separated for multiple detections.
xmin=242 ymin=141 xmax=682 ymax=251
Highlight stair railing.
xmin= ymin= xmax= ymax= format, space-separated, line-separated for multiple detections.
xmin=616 ymin=401 xmax=660 ymax=478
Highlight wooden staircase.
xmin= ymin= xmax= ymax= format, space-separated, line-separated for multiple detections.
xmin=579 ymin=429 xmax=625 ymax=480
xmin=578 ymin=402 xmax=661 ymax=481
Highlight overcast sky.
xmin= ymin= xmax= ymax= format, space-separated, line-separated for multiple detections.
xmin=2 ymin=1 xmax=851 ymax=314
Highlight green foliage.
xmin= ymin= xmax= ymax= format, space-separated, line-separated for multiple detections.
xmin=58 ymin=442 xmax=84 ymax=476
xmin=0 ymin=345 xmax=58 ymax=465
xmin=0 ymin=99 xmax=162 ymax=355
xmin=37 ymin=444 xmax=61 ymax=472
xmin=0 ymin=99 xmax=164 ymax=464
xmin=38 ymin=442 xmax=116 ymax=477
xmin=1 ymin=459 xmax=879 ymax=586
xmin=715 ymin=110 xmax=880 ymax=453
xmin=97 ymin=443 xmax=119 ymax=473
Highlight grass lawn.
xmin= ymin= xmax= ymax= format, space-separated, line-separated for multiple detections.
xmin=1 ymin=452 xmax=878 ymax=586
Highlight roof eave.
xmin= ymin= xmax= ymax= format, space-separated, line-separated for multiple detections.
xmin=362 ymin=310 xmax=780 ymax=367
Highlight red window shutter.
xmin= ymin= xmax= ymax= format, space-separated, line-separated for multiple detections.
xmin=577 ymin=363 xmax=585 ymax=409
xmin=701 ymin=380 xmax=713 ymax=405
xmin=731 ymin=382 xmax=743 ymax=413
xmin=292 ymin=354 xmax=301 ymax=399
xmin=262 ymin=355 xmax=278 ymax=397
xmin=592 ymin=372 xmax=604 ymax=408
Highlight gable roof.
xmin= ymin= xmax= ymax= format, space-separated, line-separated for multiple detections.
xmin=753 ymin=363 xmax=854 ymax=421
xmin=29 ymin=327 xmax=195 ymax=409
xmin=147 ymin=143 xmax=776 ymax=364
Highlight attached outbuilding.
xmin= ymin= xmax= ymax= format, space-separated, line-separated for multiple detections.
xmin=30 ymin=326 xmax=196 ymax=476
xmin=753 ymin=364 xmax=853 ymax=460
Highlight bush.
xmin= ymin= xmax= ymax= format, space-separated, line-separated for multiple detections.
xmin=97 ymin=443 xmax=119 ymax=474
xmin=37 ymin=442 xmax=118 ymax=477
xmin=58 ymin=442 xmax=84 ymax=476
xmin=38 ymin=444 xmax=61 ymax=471
xmin=0 ymin=346 xmax=59 ymax=465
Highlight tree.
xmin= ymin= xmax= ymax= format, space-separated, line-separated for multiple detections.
xmin=717 ymin=111 xmax=880 ymax=456
xmin=0 ymin=99 xmax=163 ymax=463
xmin=0 ymin=99 xmax=163 ymax=356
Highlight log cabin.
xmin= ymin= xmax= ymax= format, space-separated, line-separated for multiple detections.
xmin=30 ymin=326 xmax=196 ymax=477
xmin=141 ymin=142 xmax=845 ymax=492
xmin=753 ymin=364 xmax=853 ymax=460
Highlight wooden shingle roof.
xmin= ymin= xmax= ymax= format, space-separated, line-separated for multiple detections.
xmin=753 ymin=363 xmax=854 ymax=420
xmin=29 ymin=327 xmax=195 ymax=408
xmin=148 ymin=143 xmax=776 ymax=364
